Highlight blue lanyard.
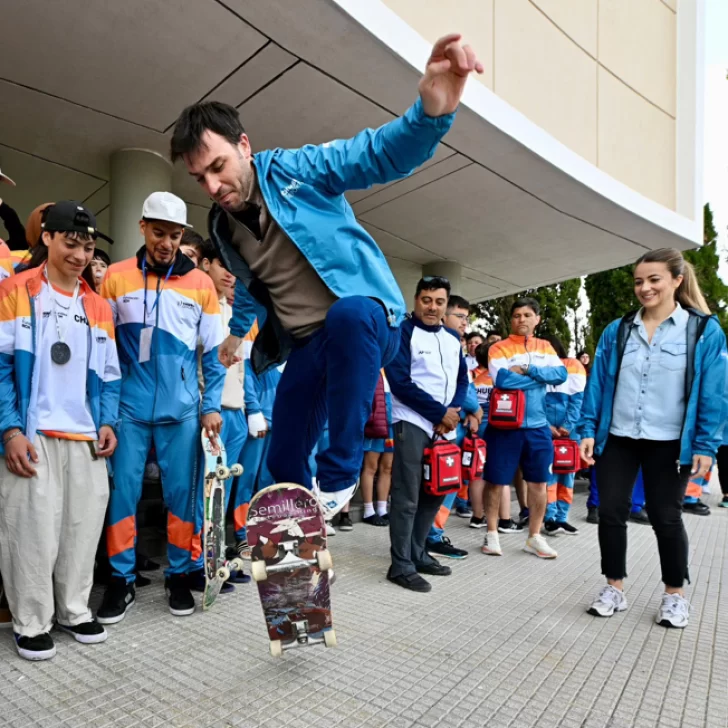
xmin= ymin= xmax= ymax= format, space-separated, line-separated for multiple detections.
xmin=142 ymin=258 xmax=174 ymax=323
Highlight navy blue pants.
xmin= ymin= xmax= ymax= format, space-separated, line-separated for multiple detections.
xmin=267 ymin=297 xmax=400 ymax=493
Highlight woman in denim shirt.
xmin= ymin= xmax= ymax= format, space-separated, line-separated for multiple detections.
xmin=579 ymin=248 xmax=727 ymax=629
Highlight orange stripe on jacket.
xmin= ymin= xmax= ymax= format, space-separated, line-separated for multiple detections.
xmin=234 ymin=503 xmax=250 ymax=534
xmin=107 ymin=515 xmax=136 ymax=558
xmin=168 ymin=513 xmax=194 ymax=553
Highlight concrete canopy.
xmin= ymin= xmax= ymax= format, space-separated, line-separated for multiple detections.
xmin=0 ymin=0 xmax=699 ymax=302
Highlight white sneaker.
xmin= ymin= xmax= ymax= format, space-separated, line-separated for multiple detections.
xmin=588 ymin=585 xmax=628 ymax=617
xmin=524 ymin=534 xmax=557 ymax=559
xmin=315 ymin=482 xmax=358 ymax=519
xmin=656 ymin=593 xmax=690 ymax=629
xmin=325 ymin=522 xmax=336 ymax=536
xmin=481 ymin=532 xmax=502 ymax=556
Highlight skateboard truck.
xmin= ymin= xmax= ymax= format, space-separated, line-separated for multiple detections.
xmin=251 ymin=548 xmax=333 ymax=582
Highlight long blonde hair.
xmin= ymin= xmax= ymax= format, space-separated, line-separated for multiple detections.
xmin=634 ymin=248 xmax=710 ymax=314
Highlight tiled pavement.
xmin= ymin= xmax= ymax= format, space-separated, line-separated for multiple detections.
xmin=1 ymin=489 xmax=727 ymax=728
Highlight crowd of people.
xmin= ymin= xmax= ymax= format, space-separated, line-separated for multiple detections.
xmin=0 ymin=32 xmax=726 ymax=664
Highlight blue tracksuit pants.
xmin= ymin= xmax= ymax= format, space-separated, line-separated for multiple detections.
xmin=233 ymin=432 xmax=274 ymax=541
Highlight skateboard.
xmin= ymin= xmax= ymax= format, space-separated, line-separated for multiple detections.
xmin=201 ymin=432 xmax=244 ymax=611
xmin=246 ymin=482 xmax=336 ymax=656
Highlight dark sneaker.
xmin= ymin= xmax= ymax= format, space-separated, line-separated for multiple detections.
xmin=416 ymin=561 xmax=452 ymax=576
xmin=188 ymin=569 xmax=235 ymax=594
xmin=469 ymin=516 xmax=487 ymax=529
xmin=544 ymin=520 xmax=563 ymax=536
xmin=720 ymin=496 xmax=728 ymax=508
xmin=556 ymin=521 xmax=579 ymax=535
xmin=57 ymin=620 xmax=108 ymax=644
xmin=228 ymin=569 xmax=250 ymax=584
xmin=498 ymin=519 xmax=524 ymax=533
xmin=362 ymin=514 xmax=387 ymax=527
xmin=97 ymin=578 xmax=135 ymax=625
xmin=586 ymin=507 xmax=599 ymax=524
xmin=455 ymin=506 xmax=473 ymax=518
xmin=165 ymin=575 xmax=195 ymax=616
xmin=136 ymin=553 xmax=160 ymax=571
xmin=683 ymin=500 xmax=710 ymax=516
xmin=426 ymin=536 xmax=468 ymax=559
xmin=338 ymin=512 xmax=354 ymax=531
xmin=386 ymin=569 xmax=432 ymax=593
xmin=134 ymin=571 xmax=152 ymax=588
xmin=518 ymin=508 xmax=530 ymax=526
xmin=629 ymin=508 xmax=651 ymax=524
xmin=15 ymin=632 xmax=56 ymax=661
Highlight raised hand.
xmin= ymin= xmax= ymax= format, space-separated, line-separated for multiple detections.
xmin=418 ymin=33 xmax=484 ymax=117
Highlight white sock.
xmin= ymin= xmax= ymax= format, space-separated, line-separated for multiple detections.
xmin=376 ymin=500 xmax=388 ymax=516
xmin=363 ymin=502 xmax=375 ymax=519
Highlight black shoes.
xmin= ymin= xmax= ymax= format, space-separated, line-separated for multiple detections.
xmin=586 ymin=507 xmax=599 ymax=524
xmin=15 ymin=632 xmax=56 ymax=661
xmin=338 ymin=513 xmax=354 ymax=530
xmin=165 ymin=574 xmax=196 ymax=616
xmin=683 ymin=500 xmax=711 ymax=516
xmin=362 ymin=514 xmax=388 ymax=527
xmin=426 ymin=536 xmax=468 ymax=559
xmin=630 ymin=508 xmax=651 ymax=524
xmin=188 ymin=569 xmax=235 ymax=594
xmin=386 ymin=569 xmax=432 ymax=592
xmin=97 ymin=578 xmax=136 ymax=625
xmin=57 ymin=620 xmax=108 ymax=644
xmin=416 ymin=561 xmax=452 ymax=576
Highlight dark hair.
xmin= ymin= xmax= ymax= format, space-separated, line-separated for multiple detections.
xmin=544 ymin=334 xmax=567 ymax=360
xmin=199 ymin=238 xmax=221 ymax=265
xmin=415 ymin=276 xmax=450 ymax=298
xmin=93 ymin=249 xmax=111 ymax=266
xmin=474 ymin=342 xmax=492 ymax=369
xmin=170 ymin=101 xmax=246 ymax=163
xmin=576 ymin=350 xmax=589 ymax=359
xmin=447 ymin=294 xmax=470 ymax=313
xmin=634 ymin=248 xmax=709 ymax=314
xmin=181 ymin=229 xmax=205 ymax=251
xmin=465 ymin=331 xmax=483 ymax=342
xmin=23 ymin=232 xmax=97 ymax=291
xmin=511 ymin=297 xmax=540 ymax=316
xmin=486 ymin=330 xmax=500 ymax=339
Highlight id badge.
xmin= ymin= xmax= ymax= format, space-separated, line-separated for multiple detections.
xmin=139 ymin=327 xmax=153 ymax=363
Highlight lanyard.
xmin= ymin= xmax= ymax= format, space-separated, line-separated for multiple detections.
xmin=46 ymin=269 xmax=80 ymax=344
xmin=142 ymin=258 xmax=174 ymax=323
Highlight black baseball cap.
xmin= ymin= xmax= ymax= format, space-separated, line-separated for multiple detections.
xmin=42 ymin=200 xmax=113 ymax=244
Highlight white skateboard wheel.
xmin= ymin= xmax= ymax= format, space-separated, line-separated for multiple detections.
xmin=217 ymin=567 xmax=230 ymax=581
xmin=323 ymin=630 xmax=337 ymax=648
xmin=215 ymin=465 xmax=230 ymax=480
xmin=230 ymin=464 xmax=243 ymax=477
xmin=251 ymin=560 xmax=268 ymax=582
xmin=316 ymin=549 xmax=333 ymax=572
xmin=228 ymin=558 xmax=244 ymax=572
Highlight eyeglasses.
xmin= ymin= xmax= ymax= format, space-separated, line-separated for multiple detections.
xmin=449 ymin=313 xmax=468 ymax=320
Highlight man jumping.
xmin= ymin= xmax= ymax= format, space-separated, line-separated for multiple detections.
xmin=170 ymin=34 xmax=483 ymax=516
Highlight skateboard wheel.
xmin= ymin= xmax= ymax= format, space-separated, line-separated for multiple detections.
xmin=323 ymin=630 xmax=337 ymax=648
xmin=228 ymin=558 xmax=244 ymax=572
xmin=316 ymin=549 xmax=333 ymax=572
xmin=251 ymin=560 xmax=268 ymax=582
xmin=217 ymin=567 xmax=230 ymax=581
xmin=269 ymin=640 xmax=283 ymax=657
xmin=230 ymin=464 xmax=243 ymax=477
xmin=215 ymin=465 xmax=230 ymax=480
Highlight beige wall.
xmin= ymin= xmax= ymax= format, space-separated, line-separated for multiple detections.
xmin=382 ymin=0 xmax=679 ymax=212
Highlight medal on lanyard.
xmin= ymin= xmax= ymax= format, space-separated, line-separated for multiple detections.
xmin=48 ymin=273 xmax=80 ymax=366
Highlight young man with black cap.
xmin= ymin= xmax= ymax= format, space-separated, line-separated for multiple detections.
xmin=0 ymin=201 xmax=120 ymax=660
xmin=171 ymin=34 xmax=483 ymax=520
xmin=98 ymin=192 xmax=226 ymax=622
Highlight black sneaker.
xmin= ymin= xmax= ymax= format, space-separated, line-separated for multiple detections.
xmin=683 ymin=500 xmax=710 ymax=516
xmin=386 ymin=569 xmax=432 ymax=592
xmin=518 ymin=508 xmax=530 ymax=526
xmin=455 ymin=505 xmax=473 ymax=518
xmin=586 ymin=507 xmax=599 ymax=524
xmin=57 ymin=620 xmax=108 ymax=644
xmin=166 ymin=575 xmax=195 ymax=616
xmin=188 ymin=569 xmax=235 ymax=594
xmin=97 ymin=578 xmax=135 ymax=625
xmin=544 ymin=520 xmax=562 ymax=536
xmin=416 ymin=561 xmax=452 ymax=576
xmin=498 ymin=519 xmax=524 ymax=533
xmin=630 ymin=508 xmax=651 ymax=524
xmin=469 ymin=516 xmax=487 ymax=529
xmin=556 ymin=521 xmax=579 ymax=535
xmin=362 ymin=514 xmax=388 ymax=527
xmin=338 ymin=512 xmax=354 ymax=531
xmin=15 ymin=632 xmax=56 ymax=661
xmin=426 ymin=536 xmax=468 ymax=559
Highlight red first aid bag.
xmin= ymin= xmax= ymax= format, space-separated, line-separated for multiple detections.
xmin=461 ymin=434 xmax=486 ymax=483
xmin=423 ymin=437 xmax=462 ymax=496
xmin=552 ymin=438 xmax=580 ymax=474
xmin=488 ymin=389 xmax=526 ymax=429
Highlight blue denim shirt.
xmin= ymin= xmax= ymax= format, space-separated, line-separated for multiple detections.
xmin=610 ymin=304 xmax=689 ymax=441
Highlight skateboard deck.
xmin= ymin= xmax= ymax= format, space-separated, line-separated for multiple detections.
xmin=201 ymin=433 xmax=244 ymax=611
xmin=246 ymin=482 xmax=336 ymax=656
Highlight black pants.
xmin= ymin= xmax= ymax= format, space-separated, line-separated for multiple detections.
xmin=596 ymin=435 xmax=690 ymax=587
xmin=717 ymin=445 xmax=728 ymax=496
xmin=388 ymin=421 xmax=444 ymax=578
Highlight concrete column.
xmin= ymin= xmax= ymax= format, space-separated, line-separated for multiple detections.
xmin=422 ymin=261 xmax=463 ymax=296
xmin=109 ymin=149 xmax=173 ymax=262
xmin=387 ymin=257 xmax=423 ymax=306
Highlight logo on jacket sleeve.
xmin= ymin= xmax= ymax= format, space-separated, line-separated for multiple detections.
xmin=281 ymin=179 xmax=301 ymax=199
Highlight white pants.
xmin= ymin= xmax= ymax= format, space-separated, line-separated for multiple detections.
xmin=0 ymin=436 xmax=109 ymax=636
